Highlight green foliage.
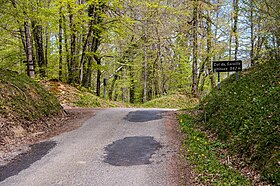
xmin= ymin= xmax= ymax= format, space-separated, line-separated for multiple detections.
xmin=199 ymin=60 xmax=280 ymax=184
xmin=180 ymin=114 xmax=251 ymax=185
xmin=43 ymin=80 xmax=126 ymax=108
xmin=75 ymin=92 xmax=119 ymax=108
xmin=0 ymin=69 xmax=61 ymax=121
xmin=142 ymin=93 xmax=199 ymax=109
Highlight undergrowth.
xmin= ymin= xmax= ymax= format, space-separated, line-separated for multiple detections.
xmin=143 ymin=93 xmax=199 ymax=109
xmin=199 ymin=60 xmax=280 ymax=184
xmin=0 ymin=69 xmax=61 ymax=121
xmin=180 ymin=114 xmax=251 ymax=185
xmin=43 ymin=80 xmax=129 ymax=108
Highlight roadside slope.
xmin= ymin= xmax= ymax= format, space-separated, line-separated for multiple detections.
xmin=143 ymin=93 xmax=199 ymax=109
xmin=200 ymin=60 xmax=279 ymax=184
xmin=0 ymin=70 xmax=62 ymax=150
xmin=42 ymin=80 xmax=129 ymax=108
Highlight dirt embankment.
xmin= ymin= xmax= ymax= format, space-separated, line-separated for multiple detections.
xmin=0 ymin=70 xmax=96 ymax=164
xmin=0 ymin=108 xmax=96 ymax=166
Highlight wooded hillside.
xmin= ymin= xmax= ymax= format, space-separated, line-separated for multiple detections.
xmin=0 ymin=0 xmax=279 ymax=102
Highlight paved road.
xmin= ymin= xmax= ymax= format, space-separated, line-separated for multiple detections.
xmin=0 ymin=108 xmax=179 ymax=186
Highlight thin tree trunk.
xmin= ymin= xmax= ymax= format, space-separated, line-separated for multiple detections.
xmin=192 ymin=0 xmax=198 ymax=97
xmin=19 ymin=27 xmax=27 ymax=57
xmin=62 ymin=14 xmax=70 ymax=81
xmin=24 ymin=22 xmax=35 ymax=78
xmin=109 ymin=74 xmax=118 ymax=100
xmin=121 ymin=68 xmax=126 ymax=102
xmin=250 ymin=0 xmax=255 ymax=66
xmin=206 ymin=4 xmax=215 ymax=89
xmin=233 ymin=0 xmax=239 ymax=61
xmin=129 ymin=65 xmax=135 ymax=104
xmin=96 ymin=57 xmax=101 ymax=96
xmin=44 ymin=24 xmax=49 ymax=76
xmin=228 ymin=9 xmax=233 ymax=77
xmin=80 ymin=5 xmax=95 ymax=84
xmin=44 ymin=0 xmax=51 ymax=74
xmin=68 ymin=3 xmax=77 ymax=84
xmin=143 ymin=35 xmax=148 ymax=102
xmin=59 ymin=7 xmax=63 ymax=80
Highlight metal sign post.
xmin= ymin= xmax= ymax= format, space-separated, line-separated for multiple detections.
xmin=212 ymin=60 xmax=242 ymax=89
xmin=103 ymin=78 xmax=107 ymax=99
xmin=218 ymin=72 xmax=221 ymax=89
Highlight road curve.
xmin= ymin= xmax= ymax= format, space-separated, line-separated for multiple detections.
xmin=0 ymin=108 xmax=179 ymax=186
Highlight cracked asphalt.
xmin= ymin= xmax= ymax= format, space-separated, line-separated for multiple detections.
xmin=0 ymin=108 xmax=179 ymax=186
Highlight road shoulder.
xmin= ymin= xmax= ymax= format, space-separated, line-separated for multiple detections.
xmin=0 ymin=108 xmax=96 ymax=166
xmin=164 ymin=111 xmax=196 ymax=185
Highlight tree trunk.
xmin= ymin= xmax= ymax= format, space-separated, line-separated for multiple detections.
xmin=62 ymin=14 xmax=70 ymax=81
xmin=109 ymin=74 xmax=118 ymax=100
xmin=24 ymin=22 xmax=35 ymax=78
xmin=233 ymin=0 xmax=239 ymax=61
xmin=129 ymin=65 xmax=135 ymax=104
xmin=44 ymin=25 xmax=49 ymax=76
xmin=44 ymin=0 xmax=51 ymax=76
xmin=96 ymin=57 xmax=101 ymax=97
xmin=80 ymin=4 xmax=95 ymax=84
xmin=192 ymin=0 xmax=198 ymax=97
xmin=32 ymin=22 xmax=45 ymax=77
xmin=206 ymin=4 xmax=215 ymax=89
xmin=68 ymin=3 xmax=77 ymax=84
xmin=59 ymin=7 xmax=63 ymax=81
xmin=121 ymin=68 xmax=126 ymax=102
xmin=142 ymin=28 xmax=148 ymax=103
xmin=250 ymin=0 xmax=255 ymax=66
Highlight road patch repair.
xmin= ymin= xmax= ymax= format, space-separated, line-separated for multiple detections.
xmin=104 ymin=136 xmax=162 ymax=166
xmin=124 ymin=110 xmax=166 ymax=122
xmin=0 ymin=141 xmax=56 ymax=182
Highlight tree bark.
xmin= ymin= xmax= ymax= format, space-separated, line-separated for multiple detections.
xmin=233 ymin=0 xmax=239 ymax=61
xmin=192 ymin=0 xmax=198 ymax=97
xmin=62 ymin=14 xmax=70 ymax=82
xmin=24 ymin=22 xmax=35 ymax=78
xmin=206 ymin=4 xmax=215 ymax=89
xmin=129 ymin=65 xmax=135 ymax=104
xmin=32 ymin=22 xmax=45 ymax=77
xmin=109 ymin=74 xmax=118 ymax=100
xmin=59 ymin=6 xmax=63 ymax=80
xmin=250 ymin=0 xmax=255 ymax=66
xmin=80 ymin=4 xmax=95 ymax=84
xmin=68 ymin=3 xmax=77 ymax=84
xmin=96 ymin=57 xmax=101 ymax=96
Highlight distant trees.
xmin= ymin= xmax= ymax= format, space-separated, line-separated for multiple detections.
xmin=0 ymin=0 xmax=279 ymax=102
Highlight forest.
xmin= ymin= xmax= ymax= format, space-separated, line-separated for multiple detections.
xmin=0 ymin=0 xmax=279 ymax=103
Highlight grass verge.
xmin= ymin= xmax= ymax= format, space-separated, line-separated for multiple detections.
xmin=180 ymin=113 xmax=251 ymax=185
xmin=143 ymin=93 xmax=199 ymax=109
xmin=199 ymin=60 xmax=279 ymax=184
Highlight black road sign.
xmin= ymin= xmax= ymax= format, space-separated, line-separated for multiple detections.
xmin=213 ymin=60 xmax=242 ymax=72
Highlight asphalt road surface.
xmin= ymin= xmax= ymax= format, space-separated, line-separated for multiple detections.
xmin=0 ymin=108 xmax=179 ymax=186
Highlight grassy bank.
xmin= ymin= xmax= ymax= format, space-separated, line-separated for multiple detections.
xmin=0 ymin=70 xmax=61 ymax=121
xmin=43 ymin=81 xmax=129 ymax=108
xmin=180 ymin=113 xmax=251 ymax=185
xmin=0 ymin=69 xmax=62 ymax=147
xmin=197 ymin=60 xmax=279 ymax=184
xmin=143 ymin=93 xmax=199 ymax=109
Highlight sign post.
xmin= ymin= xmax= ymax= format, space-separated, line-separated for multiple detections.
xmin=103 ymin=78 xmax=107 ymax=99
xmin=212 ymin=60 xmax=242 ymax=89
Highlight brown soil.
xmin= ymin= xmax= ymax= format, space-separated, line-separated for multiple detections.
xmin=0 ymin=108 xmax=96 ymax=166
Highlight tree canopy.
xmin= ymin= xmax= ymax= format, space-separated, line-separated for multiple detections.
xmin=0 ymin=0 xmax=279 ymax=102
